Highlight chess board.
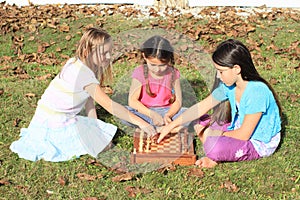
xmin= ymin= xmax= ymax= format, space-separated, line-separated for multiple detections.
xmin=131 ymin=128 xmax=196 ymax=166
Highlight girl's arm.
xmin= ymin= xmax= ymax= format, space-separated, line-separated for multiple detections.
xmin=223 ymin=112 xmax=262 ymax=140
xmin=85 ymin=97 xmax=97 ymax=118
xmin=157 ymin=94 xmax=219 ymax=143
xmin=164 ymin=78 xmax=182 ymax=124
xmin=128 ymin=78 xmax=164 ymax=126
xmin=128 ymin=78 xmax=152 ymax=117
xmin=85 ymin=83 xmax=156 ymax=136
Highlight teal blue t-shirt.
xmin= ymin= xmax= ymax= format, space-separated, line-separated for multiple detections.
xmin=212 ymin=81 xmax=281 ymax=143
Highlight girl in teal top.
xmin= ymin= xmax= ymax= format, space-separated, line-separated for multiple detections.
xmin=157 ymin=39 xmax=282 ymax=168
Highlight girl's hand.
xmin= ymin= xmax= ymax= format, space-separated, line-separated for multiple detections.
xmin=163 ymin=114 xmax=172 ymax=125
xmin=139 ymin=124 xmax=157 ymax=137
xmin=157 ymin=125 xmax=172 ymax=143
xmin=150 ymin=111 xmax=164 ymax=126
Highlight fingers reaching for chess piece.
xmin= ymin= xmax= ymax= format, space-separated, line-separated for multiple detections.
xmin=140 ymin=124 xmax=157 ymax=137
xmin=151 ymin=132 xmax=160 ymax=144
xmin=157 ymin=126 xmax=170 ymax=144
xmin=156 ymin=125 xmax=185 ymax=143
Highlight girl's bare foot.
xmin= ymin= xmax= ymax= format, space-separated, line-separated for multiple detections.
xmin=195 ymin=157 xmax=218 ymax=168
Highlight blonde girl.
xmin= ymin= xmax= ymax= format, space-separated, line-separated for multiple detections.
xmin=10 ymin=27 xmax=156 ymax=162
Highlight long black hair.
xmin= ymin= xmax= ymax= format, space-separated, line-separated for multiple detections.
xmin=212 ymin=39 xmax=282 ymax=115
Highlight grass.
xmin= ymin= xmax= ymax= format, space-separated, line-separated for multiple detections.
xmin=0 ymin=4 xmax=300 ymax=200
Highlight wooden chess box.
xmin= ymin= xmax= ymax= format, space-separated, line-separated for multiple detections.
xmin=131 ymin=128 xmax=197 ymax=166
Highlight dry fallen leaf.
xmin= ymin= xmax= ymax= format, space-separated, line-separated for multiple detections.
xmin=157 ymin=163 xmax=177 ymax=174
xmin=28 ymin=36 xmax=35 ymax=41
xmin=126 ymin=186 xmax=137 ymax=198
xmin=57 ymin=176 xmax=67 ymax=186
xmin=264 ymin=64 xmax=273 ymax=70
xmin=0 ymin=3 xmax=298 ymax=95
xmin=36 ymin=73 xmax=52 ymax=81
xmin=37 ymin=45 xmax=46 ymax=53
xmin=82 ymin=198 xmax=98 ymax=200
xmin=65 ymin=35 xmax=72 ymax=41
xmin=25 ymin=93 xmax=36 ymax=98
xmin=87 ymin=159 xmax=102 ymax=167
xmin=0 ymin=179 xmax=10 ymax=186
xmin=56 ymin=47 xmax=62 ymax=52
xmin=13 ymin=118 xmax=21 ymax=127
xmin=125 ymin=186 xmax=152 ymax=198
xmin=76 ymin=173 xmax=97 ymax=181
xmin=219 ymin=180 xmax=239 ymax=192
xmin=187 ymin=167 xmax=205 ymax=178
xmin=289 ymin=94 xmax=300 ymax=103
xmin=112 ymin=172 xmax=135 ymax=182
xmin=13 ymin=67 xmax=27 ymax=75
xmin=15 ymin=185 xmax=29 ymax=195
xmin=269 ymin=78 xmax=279 ymax=85
xmin=59 ymin=24 xmax=70 ymax=32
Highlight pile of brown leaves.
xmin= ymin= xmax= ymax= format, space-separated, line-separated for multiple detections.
xmin=1 ymin=3 xmax=299 ymax=65
xmin=1 ymin=3 xmax=298 ymax=106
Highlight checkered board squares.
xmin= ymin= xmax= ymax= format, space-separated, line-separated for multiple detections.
xmin=150 ymin=138 xmax=180 ymax=153
xmin=150 ymin=133 xmax=183 ymax=153
xmin=131 ymin=128 xmax=197 ymax=166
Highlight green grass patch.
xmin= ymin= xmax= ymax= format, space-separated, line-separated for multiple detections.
xmin=1 ymin=5 xmax=299 ymax=200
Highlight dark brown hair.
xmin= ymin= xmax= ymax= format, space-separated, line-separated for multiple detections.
xmin=140 ymin=35 xmax=176 ymax=104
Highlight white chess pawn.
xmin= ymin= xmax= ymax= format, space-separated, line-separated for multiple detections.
xmin=145 ymin=136 xmax=151 ymax=153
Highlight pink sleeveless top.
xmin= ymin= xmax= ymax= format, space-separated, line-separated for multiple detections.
xmin=132 ymin=65 xmax=180 ymax=108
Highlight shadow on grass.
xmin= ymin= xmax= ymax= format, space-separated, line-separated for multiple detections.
xmin=277 ymin=112 xmax=288 ymax=151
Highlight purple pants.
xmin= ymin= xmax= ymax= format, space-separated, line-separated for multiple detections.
xmin=198 ymin=114 xmax=261 ymax=162
xmin=204 ymin=136 xmax=261 ymax=162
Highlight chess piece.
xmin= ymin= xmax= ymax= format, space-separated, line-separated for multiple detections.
xmin=139 ymin=130 xmax=144 ymax=152
xmin=133 ymin=148 xmax=137 ymax=163
xmin=145 ymin=136 xmax=151 ymax=153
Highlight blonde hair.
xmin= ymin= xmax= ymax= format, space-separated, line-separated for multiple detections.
xmin=76 ymin=27 xmax=112 ymax=85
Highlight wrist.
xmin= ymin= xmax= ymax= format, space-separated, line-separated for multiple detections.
xmin=165 ymin=113 xmax=172 ymax=118
xmin=149 ymin=109 xmax=155 ymax=117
